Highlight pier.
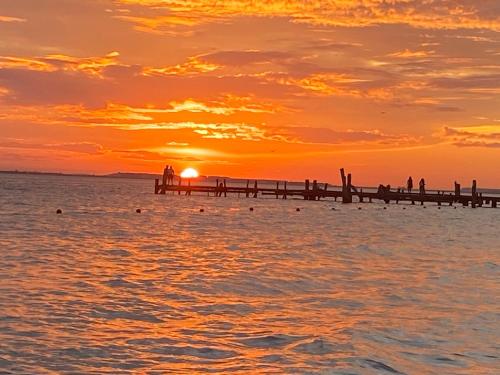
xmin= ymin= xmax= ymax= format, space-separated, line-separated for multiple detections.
xmin=154 ymin=168 xmax=499 ymax=208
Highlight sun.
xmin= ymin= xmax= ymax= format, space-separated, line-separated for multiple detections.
xmin=180 ymin=167 xmax=199 ymax=179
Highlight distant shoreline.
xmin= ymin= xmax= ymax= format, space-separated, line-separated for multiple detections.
xmin=0 ymin=170 xmax=160 ymax=180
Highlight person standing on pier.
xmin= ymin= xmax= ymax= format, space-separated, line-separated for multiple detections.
xmin=407 ymin=176 xmax=413 ymax=193
xmin=419 ymin=178 xmax=426 ymax=195
xmin=168 ymin=166 xmax=175 ymax=185
xmin=162 ymin=165 xmax=169 ymax=187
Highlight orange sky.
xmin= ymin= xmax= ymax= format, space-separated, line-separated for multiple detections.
xmin=0 ymin=1 xmax=499 ymax=188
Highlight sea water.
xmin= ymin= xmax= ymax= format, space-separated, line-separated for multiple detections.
xmin=0 ymin=173 xmax=499 ymax=374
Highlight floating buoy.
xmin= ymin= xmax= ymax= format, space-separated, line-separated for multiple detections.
xmin=331 ymin=207 xmax=336 ymax=211
xmin=56 ymin=209 xmax=62 ymax=214
xmin=199 ymin=208 xmax=205 ymax=213
xmin=383 ymin=207 xmax=387 ymax=210
xmin=438 ymin=207 xmax=441 ymax=210
xmin=358 ymin=207 xmax=362 ymax=210
xmin=136 ymin=209 xmax=141 ymax=213
xmin=249 ymin=207 xmax=254 ymax=211
xmin=296 ymin=208 xmax=300 ymax=212
xmin=403 ymin=207 xmax=406 ymax=210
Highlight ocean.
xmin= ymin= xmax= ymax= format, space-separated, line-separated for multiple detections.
xmin=0 ymin=173 xmax=499 ymax=374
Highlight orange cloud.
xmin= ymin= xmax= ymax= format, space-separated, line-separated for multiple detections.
xmin=114 ymin=1 xmax=500 ymax=31
xmin=275 ymin=73 xmax=366 ymax=97
xmin=145 ymin=57 xmax=219 ymax=76
xmin=0 ymin=52 xmax=121 ymax=76
xmin=164 ymin=97 xmax=278 ymax=115
xmin=442 ymin=125 xmax=500 ymax=148
xmin=0 ymin=15 xmax=26 ymax=23
xmin=0 ymin=57 xmax=56 ymax=71
xmin=389 ymin=49 xmax=434 ymax=58
xmin=0 ymin=139 xmax=105 ymax=155
xmin=102 ymin=121 xmax=282 ymax=142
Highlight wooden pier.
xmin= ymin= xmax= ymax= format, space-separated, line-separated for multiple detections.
xmin=154 ymin=169 xmax=499 ymax=208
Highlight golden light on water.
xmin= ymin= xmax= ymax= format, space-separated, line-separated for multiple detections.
xmin=180 ymin=167 xmax=199 ymax=178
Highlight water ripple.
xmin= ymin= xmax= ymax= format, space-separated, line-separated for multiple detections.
xmin=0 ymin=173 xmax=499 ymax=373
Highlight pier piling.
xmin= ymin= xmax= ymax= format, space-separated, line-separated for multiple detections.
xmin=471 ymin=180 xmax=477 ymax=208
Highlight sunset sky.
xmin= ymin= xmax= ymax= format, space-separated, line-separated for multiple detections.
xmin=1 ymin=1 xmax=499 ymax=187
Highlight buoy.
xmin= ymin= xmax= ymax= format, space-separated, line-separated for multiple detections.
xmin=56 ymin=209 xmax=62 ymax=214
xmin=383 ymin=207 xmax=387 ymax=210
xmin=136 ymin=209 xmax=141 ymax=213
xmin=249 ymin=207 xmax=254 ymax=211
xmin=296 ymin=208 xmax=300 ymax=212
xmin=331 ymin=207 xmax=336 ymax=211
xmin=403 ymin=207 xmax=406 ymax=210
xmin=358 ymin=207 xmax=362 ymax=210
xmin=438 ymin=207 xmax=441 ymax=210
xmin=199 ymin=208 xmax=205 ymax=213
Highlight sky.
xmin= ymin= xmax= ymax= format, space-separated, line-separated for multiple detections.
xmin=0 ymin=1 xmax=499 ymax=187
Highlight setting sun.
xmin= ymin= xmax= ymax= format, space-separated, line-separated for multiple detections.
xmin=180 ymin=167 xmax=199 ymax=179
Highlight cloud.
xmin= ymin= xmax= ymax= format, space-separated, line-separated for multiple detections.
xmin=102 ymin=121 xmax=283 ymax=141
xmin=163 ymin=97 xmax=277 ymax=115
xmin=0 ymin=15 xmax=26 ymax=23
xmin=431 ymin=74 xmax=500 ymax=89
xmin=114 ymin=1 xmax=500 ymax=32
xmin=303 ymin=41 xmax=363 ymax=51
xmin=112 ymin=149 xmax=179 ymax=162
xmin=283 ymin=126 xmax=419 ymax=145
xmin=453 ymin=140 xmax=500 ymax=148
xmin=444 ymin=125 xmax=500 ymax=139
xmin=200 ymin=50 xmax=294 ymax=66
xmin=388 ymin=49 xmax=434 ymax=58
xmin=275 ymin=72 xmax=370 ymax=96
xmin=0 ymin=52 xmax=121 ymax=74
xmin=113 ymin=14 xmax=200 ymax=35
xmin=0 ymin=139 xmax=105 ymax=154
xmin=442 ymin=125 xmax=500 ymax=148
xmin=0 ymin=56 xmax=55 ymax=71
xmin=145 ymin=57 xmax=219 ymax=76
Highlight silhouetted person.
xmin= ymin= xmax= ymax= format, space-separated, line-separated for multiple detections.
xmin=169 ymin=166 xmax=175 ymax=185
xmin=419 ymin=178 xmax=426 ymax=195
xmin=407 ymin=176 xmax=413 ymax=193
xmin=162 ymin=165 xmax=169 ymax=187
xmin=165 ymin=166 xmax=174 ymax=185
